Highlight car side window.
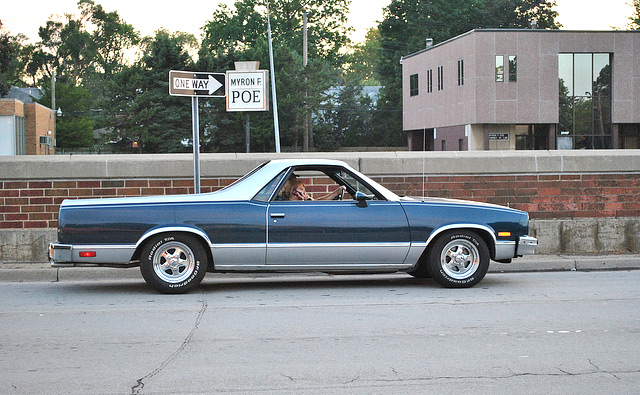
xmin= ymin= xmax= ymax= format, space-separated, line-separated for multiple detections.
xmin=253 ymin=170 xmax=288 ymax=202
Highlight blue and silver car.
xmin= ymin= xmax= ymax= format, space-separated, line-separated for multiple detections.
xmin=49 ymin=159 xmax=537 ymax=293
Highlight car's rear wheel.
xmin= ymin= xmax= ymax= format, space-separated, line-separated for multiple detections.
xmin=140 ymin=233 xmax=208 ymax=294
xmin=427 ymin=230 xmax=489 ymax=288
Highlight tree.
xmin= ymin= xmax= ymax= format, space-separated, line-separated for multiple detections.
xmin=0 ymin=21 xmax=28 ymax=96
xmin=198 ymin=0 xmax=350 ymax=152
xmin=102 ymin=30 xmax=196 ymax=153
xmin=39 ymin=82 xmax=95 ymax=148
xmin=344 ymin=28 xmax=381 ymax=86
xmin=374 ymin=0 xmax=560 ymax=147
xmin=628 ymin=0 xmax=640 ymax=29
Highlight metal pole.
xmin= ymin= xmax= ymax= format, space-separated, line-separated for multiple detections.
xmin=245 ymin=112 xmax=250 ymax=153
xmin=302 ymin=11 xmax=309 ymax=152
xmin=192 ymin=96 xmax=201 ymax=194
xmin=51 ymin=71 xmax=56 ymax=114
xmin=267 ymin=1 xmax=281 ymax=153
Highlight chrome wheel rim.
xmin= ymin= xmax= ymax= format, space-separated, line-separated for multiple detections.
xmin=440 ymin=239 xmax=480 ymax=279
xmin=153 ymin=242 xmax=196 ymax=284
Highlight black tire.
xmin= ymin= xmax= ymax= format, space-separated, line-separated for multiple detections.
xmin=140 ymin=233 xmax=208 ymax=294
xmin=427 ymin=230 xmax=490 ymax=288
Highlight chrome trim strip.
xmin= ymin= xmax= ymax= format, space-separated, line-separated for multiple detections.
xmin=268 ymin=242 xmax=411 ymax=248
xmin=214 ymin=263 xmax=413 ymax=271
xmin=425 ymin=224 xmax=497 ymax=247
xmin=49 ymin=243 xmax=136 ymax=265
xmin=136 ymin=226 xmax=214 ymax=248
xmin=494 ymin=241 xmax=516 ymax=260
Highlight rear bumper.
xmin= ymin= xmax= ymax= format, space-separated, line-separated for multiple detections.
xmin=49 ymin=242 xmax=136 ymax=267
xmin=516 ymin=236 xmax=538 ymax=256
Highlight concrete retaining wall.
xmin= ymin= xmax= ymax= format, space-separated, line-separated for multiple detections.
xmin=1 ymin=150 xmax=639 ymax=262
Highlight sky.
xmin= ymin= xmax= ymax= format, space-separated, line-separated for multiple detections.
xmin=2 ymin=0 xmax=636 ymax=45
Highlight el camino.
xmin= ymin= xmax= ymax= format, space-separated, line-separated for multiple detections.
xmin=49 ymin=159 xmax=537 ymax=293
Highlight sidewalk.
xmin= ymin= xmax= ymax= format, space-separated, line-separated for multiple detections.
xmin=1 ymin=254 xmax=639 ymax=283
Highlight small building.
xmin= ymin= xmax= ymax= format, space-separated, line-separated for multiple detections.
xmin=401 ymin=29 xmax=640 ymax=151
xmin=0 ymin=97 xmax=55 ymax=155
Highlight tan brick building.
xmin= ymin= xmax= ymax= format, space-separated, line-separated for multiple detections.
xmin=0 ymin=98 xmax=55 ymax=155
xmin=402 ymin=29 xmax=640 ymax=151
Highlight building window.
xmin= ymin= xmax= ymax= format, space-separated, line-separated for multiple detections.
xmin=495 ymin=55 xmax=504 ymax=82
xmin=458 ymin=138 xmax=464 ymax=151
xmin=427 ymin=69 xmax=433 ymax=93
xmin=457 ymin=59 xmax=464 ymax=86
xmin=437 ymin=66 xmax=443 ymax=91
xmin=409 ymin=73 xmax=419 ymax=96
xmin=508 ymin=55 xmax=517 ymax=82
xmin=558 ymin=53 xmax=612 ymax=149
xmin=441 ymin=140 xmax=446 ymax=151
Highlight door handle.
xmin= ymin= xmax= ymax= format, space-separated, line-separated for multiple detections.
xmin=270 ymin=213 xmax=286 ymax=218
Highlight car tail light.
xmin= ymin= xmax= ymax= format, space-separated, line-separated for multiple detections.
xmin=79 ymin=251 xmax=96 ymax=258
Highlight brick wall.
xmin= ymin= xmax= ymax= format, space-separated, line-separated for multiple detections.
xmin=1 ymin=171 xmax=638 ymax=229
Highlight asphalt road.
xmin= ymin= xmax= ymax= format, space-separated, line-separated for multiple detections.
xmin=1 ymin=270 xmax=639 ymax=394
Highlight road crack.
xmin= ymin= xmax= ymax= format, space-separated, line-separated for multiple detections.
xmin=131 ymin=298 xmax=208 ymax=394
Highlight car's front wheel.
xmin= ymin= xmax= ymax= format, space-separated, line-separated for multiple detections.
xmin=427 ymin=230 xmax=489 ymax=288
xmin=140 ymin=233 xmax=208 ymax=294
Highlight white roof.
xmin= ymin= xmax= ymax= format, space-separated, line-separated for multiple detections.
xmin=61 ymin=159 xmax=400 ymax=207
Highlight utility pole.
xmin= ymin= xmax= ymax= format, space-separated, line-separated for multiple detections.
xmin=302 ymin=11 xmax=312 ymax=152
xmin=266 ymin=1 xmax=281 ymax=153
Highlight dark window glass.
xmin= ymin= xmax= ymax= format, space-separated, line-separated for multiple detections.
xmin=427 ymin=69 xmax=433 ymax=93
xmin=508 ymin=56 xmax=517 ymax=82
xmin=441 ymin=140 xmax=446 ymax=151
xmin=458 ymin=138 xmax=464 ymax=151
xmin=495 ymin=56 xmax=504 ymax=82
xmin=410 ymin=73 xmax=419 ymax=96
xmin=457 ymin=59 xmax=464 ymax=86
xmin=437 ymin=66 xmax=443 ymax=91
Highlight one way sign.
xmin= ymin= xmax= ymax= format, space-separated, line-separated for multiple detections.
xmin=169 ymin=70 xmax=225 ymax=97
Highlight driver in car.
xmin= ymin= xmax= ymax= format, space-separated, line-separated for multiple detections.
xmin=283 ymin=179 xmax=346 ymax=201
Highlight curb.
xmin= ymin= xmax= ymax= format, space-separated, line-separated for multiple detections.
xmin=1 ymin=254 xmax=640 ymax=283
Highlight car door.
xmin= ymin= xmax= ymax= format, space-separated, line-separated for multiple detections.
xmin=266 ymin=195 xmax=411 ymax=268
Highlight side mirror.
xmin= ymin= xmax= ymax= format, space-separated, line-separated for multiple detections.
xmin=354 ymin=191 xmax=369 ymax=208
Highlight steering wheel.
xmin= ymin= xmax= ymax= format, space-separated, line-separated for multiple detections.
xmin=333 ymin=186 xmax=345 ymax=200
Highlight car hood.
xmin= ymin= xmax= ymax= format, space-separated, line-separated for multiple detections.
xmin=399 ymin=196 xmax=524 ymax=213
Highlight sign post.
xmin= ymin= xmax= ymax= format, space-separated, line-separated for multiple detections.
xmin=169 ymin=70 xmax=225 ymax=194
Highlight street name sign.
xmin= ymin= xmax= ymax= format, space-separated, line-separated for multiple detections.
xmin=169 ymin=70 xmax=225 ymax=97
xmin=226 ymin=70 xmax=269 ymax=112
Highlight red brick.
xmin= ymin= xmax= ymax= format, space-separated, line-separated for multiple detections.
xmin=4 ymin=213 xmax=28 ymax=221
xmin=0 ymin=222 xmax=23 ymax=228
xmin=30 ymin=197 xmax=53 ymax=205
xmin=3 ymin=182 xmax=27 ymax=189
xmin=616 ymin=209 xmax=640 ymax=217
xmin=125 ymin=180 xmax=149 ymax=187
xmin=48 ymin=220 xmax=58 ymax=228
xmin=28 ymin=181 xmax=52 ymax=188
xmin=141 ymin=188 xmax=165 ymax=196
xmin=201 ymin=179 xmax=220 ymax=187
xmin=4 ymin=197 xmax=28 ymax=206
xmin=53 ymin=181 xmax=77 ymax=188
xmin=0 ymin=189 xmax=20 ymax=197
xmin=29 ymin=212 xmax=53 ymax=221
xmin=116 ymin=188 xmax=141 ymax=196
xmin=93 ymin=189 xmax=117 ymax=196
xmin=45 ymin=189 xmax=69 ymax=197
xmin=24 ymin=221 xmax=48 ymax=228
xmin=78 ymin=181 xmax=101 ymax=188
xmin=21 ymin=205 xmax=44 ymax=213
xmin=165 ymin=188 xmax=188 ymax=195
xmin=172 ymin=179 xmax=194 ymax=187
xmin=0 ymin=205 xmax=20 ymax=213
xmin=68 ymin=189 xmax=92 ymax=197
xmin=149 ymin=180 xmax=171 ymax=187
xmin=20 ymin=189 xmax=44 ymax=197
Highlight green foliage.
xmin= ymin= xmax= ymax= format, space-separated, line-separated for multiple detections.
xmin=0 ymin=21 xmax=30 ymax=96
xmin=629 ymin=0 xmax=640 ymax=29
xmin=39 ymin=82 xmax=95 ymax=148
xmin=198 ymin=0 xmax=350 ymax=152
xmin=102 ymin=30 xmax=195 ymax=153
xmin=344 ymin=28 xmax=381 ymax=86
